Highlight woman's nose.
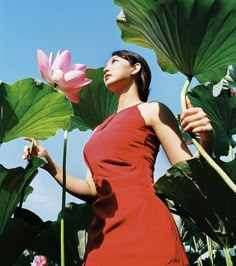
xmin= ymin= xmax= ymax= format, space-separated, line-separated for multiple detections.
xmin=103 ymin=67 xmax=108 ymax=74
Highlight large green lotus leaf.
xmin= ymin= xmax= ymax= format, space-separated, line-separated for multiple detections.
xmin=154 ymin=157 xmax=236 ymax=247
xmin=28 ymin=202 xmax=94 ymax=266
xmin=0 ymin=203 xmax=93 ymax=265
xmin=0 ymin=156 xmax=46 ymax=235
xmin=187 ymin=85 xmax=236 ymax=157
xmin=70 ymin=68 xmax=117 ymax=131
xmin=0 ymin=207 xmax=44 ymax=265
xmin=115 ymin=0 xmax=236 ymax=83
xmin=0 ymin=78 xmax=73 ymax=143
xmin=156 ymin=190 xmax=202 ymax=243
xmin=227 ymin=65 xmax=236 ymax=87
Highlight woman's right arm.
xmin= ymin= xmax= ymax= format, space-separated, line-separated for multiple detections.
xmin=23 ymin=138 xmax=97 ymax=203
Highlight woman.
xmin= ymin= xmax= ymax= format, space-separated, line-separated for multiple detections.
xmin=23 ymin=50 xmax=214 ymax=265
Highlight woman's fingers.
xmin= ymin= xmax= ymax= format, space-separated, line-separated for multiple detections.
xmin=180 ymin=107 xmax=212 ymax=134
xmin=22 ymin=145 xmax=31 ymax=160
xmin=22 ymin=138 xmax=47 ymax=160
xmin=185 ymin=96 xmax=193 ymax=109
xmin=182 ymin=117 xmax=212 ymax=133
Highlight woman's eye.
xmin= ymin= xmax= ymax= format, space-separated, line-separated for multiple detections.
xmin=112 ymin=59 xmax=118 ymax=63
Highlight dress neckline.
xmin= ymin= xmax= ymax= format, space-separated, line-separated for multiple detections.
xmin=97 ymin=103 xmax=143 ymax=131
xmin=116 ymin=102 xmax=143 ymax=114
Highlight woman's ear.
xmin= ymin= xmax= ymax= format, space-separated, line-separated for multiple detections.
xmin=131 ymin=63 xmax=141 ymax=75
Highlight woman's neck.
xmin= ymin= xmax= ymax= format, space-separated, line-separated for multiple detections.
xmin=116 ymin=92 xmax=142 ymax=113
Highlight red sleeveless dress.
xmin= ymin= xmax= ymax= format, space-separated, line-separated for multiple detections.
xmin=83 ymin=104 xmax=189 ymax=266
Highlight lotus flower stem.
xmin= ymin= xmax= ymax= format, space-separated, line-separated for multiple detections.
xmin=60 ymin=129 xmax=68 ymax=266
xmin=181 ymin=77 xmax=236 ymax=193
xmin=223 ymin=246 xmax=233 ymax=266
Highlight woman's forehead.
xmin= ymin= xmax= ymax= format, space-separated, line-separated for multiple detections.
xmin=106 ymin=55 xmax=129 ymax=65
xmin=107 ymin=55 xmax=120 ymax=62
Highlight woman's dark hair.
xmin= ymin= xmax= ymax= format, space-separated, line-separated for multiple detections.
xmin=112 ymin=50 xmax=151 ymax=102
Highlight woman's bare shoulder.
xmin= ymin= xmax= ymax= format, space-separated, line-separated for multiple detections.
xmin=138 ymin=101 xmax=174 ymax=126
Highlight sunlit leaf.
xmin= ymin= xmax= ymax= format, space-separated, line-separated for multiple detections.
xmin=0 ymin=156 xmax=46 ymax=234
xmin=187 ymin=85 xmax=236 ymax=157
xmin=0 ymin=78 xmax=73 ymax=143
xmin=154 ymin=157 xmax=236 ymax=247
xmin=115 ymin=0 xmax=236 ymax=83
xmin=70 ymin=68 xmax=117 ymax=131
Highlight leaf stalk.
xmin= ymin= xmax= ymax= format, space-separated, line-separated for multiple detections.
xmin=181 ymin=77 xmax=236 ymax=193
xmin=60 ymin=129 xmax=68 ymax=266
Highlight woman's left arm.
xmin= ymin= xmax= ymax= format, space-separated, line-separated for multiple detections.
xmin=143 ymin=101 xmax=214 ymax=166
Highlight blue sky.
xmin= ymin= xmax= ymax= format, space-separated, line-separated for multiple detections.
xmin=0 ymin=0 xmax=189 ymax=220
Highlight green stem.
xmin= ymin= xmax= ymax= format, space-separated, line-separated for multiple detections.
xmin=229 ymin=145 xmax=233 ymax=161
xmin=1 ymin=105 xmax=3 ymax=120
xmin=193 ymin=236 xmax=203 ymax=266
xmin=206 ymin=235 xmax=214 ymax=266
xmin=18 ymin=186 xmax=26 ymax=208
xmin=181 ymin=77 xmax=236 ymax=193
xmin=60 ymin=129 xmax=68 ymax=266
xmin=181 ymin=76 xmax=192 ymax=111
xmin=18 ymin=138 xmax=36 ymax=208
xmin=223 ymin=246 xmax=233 ymax=266
xmin=197 ymin=257 xmax=203 ymax=266
xmin=192 ymin=139 xmax=236 ymax=192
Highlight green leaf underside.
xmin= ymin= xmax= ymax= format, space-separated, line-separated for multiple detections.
xmin=70 ymin=68 xmax=117 ymax=131
xmin=187 ymin=86 xmax=236 ymax=157
xmin=115 ymin=0 xmax=236 ymax=83
xmin=0 ymin=203 xmax=93 ymax=265
xmin=0 ymin=78 xmax=73 ymax=143
xmin=154 ymin=157 xmax=236 ymax=247
xmin=29 ymin=203 xmax=94 ymax=265
xmin=0 ymin=156 xmax=46 ymax=234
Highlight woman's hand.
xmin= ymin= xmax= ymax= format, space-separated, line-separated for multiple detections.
xmin=180 ymin=97 xmax=213 ymax=134
xmin=22 ymin=138 xmax=48 ymax=160
xmin=22 ymin=138 xmax=53 ymax=170
xmin=23 ymin=137 xmax=60 ymax=177
xmin=22 ymin=138 xmax=97 ymax=201
xmin=180 ymin=97 xmax=215 ymax=154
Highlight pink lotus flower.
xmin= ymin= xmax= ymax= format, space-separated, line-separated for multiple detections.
xmin=32 ymin=255 xmax=48 ymax=266
xmin=37 ymin=49 xmax=92 ymax=103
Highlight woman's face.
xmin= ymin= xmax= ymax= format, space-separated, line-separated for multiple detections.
xmin=103 ymin=55 xmax=136 ymax=92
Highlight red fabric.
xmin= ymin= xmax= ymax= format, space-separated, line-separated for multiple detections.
xmin=83 ymin=104 xmax=189 ymax=266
